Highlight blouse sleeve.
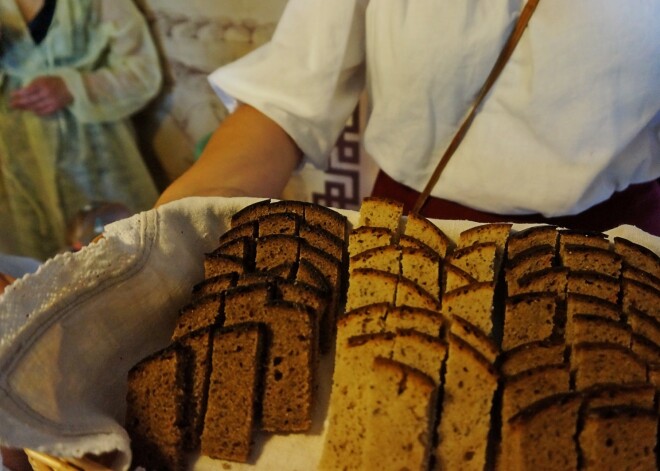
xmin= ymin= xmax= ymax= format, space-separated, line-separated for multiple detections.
xmin=208 ymin=0 xmax=368 ymax=169
xmin=54 ymin=0 xmax=162 ymax=123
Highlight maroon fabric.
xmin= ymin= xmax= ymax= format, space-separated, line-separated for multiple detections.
xmin=371 ymin=171 xmax=660 ymax=237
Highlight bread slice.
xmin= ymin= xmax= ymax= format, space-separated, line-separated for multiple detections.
xmin=571 ymin=342 xmax=647 ymax=390
xmin=125 ymin=344 xmax=191 ymax=471
xmin=175 ymin=327 xmax=213 ymax=451
xmin=201 ymin=323 xmax=266 ymax=463
xmin=172 ymin=293 xmax=224 ymax=341
xmin=203 ymin=253 xmax=245 ymax=279
xmin=257 ymin=211 xmax=300 ymax=237
xmin=568 ymin=271 xmax=621 ymax=305
xmin=222 ymin=283 xmax=274 ymax=320
xmin=558 ymin=229 xmax=610 ymax=251
xmin=613 ymin=236 xmax=660 ymax=280
xmin=211 ymin=236 xmax=256 ymax=270
xmin=384 ymin=305 xmax=444 ymax=337
xmin=345 ymin=268 xmax=398 ymax=311
xmin=294 ymin=259 xmax=331 ymax=293
xmin=442 ymin=282 xmax=496 ymax=335
xmin=501 ymin=392 xmax=582 ymax=471
xmin=224 ymin=300 xmax=318 ymax=433
xmin=400 ymin=245 xmax=441 ymax=300
xmin=457 ymin=222 xmax=512 ymax=253
xmin=191 ymin=273 xmax=237 ymax=299
xmin=506 ymin=225 xmax=559 ymax=260
xmin=500 ymin=339 xmax=567 ymax=376
xmin=230 ymin=199 xmax=271 ymax=227
xmin=302 ymin=202 xmax=349 ymax=241
xmin=395 ymin=277 xmax=442 ymax=312
xmin=623 ymin=264 xmax=660 ymax=292
xmin=449 ymin=314 xmax=499 ymax=364
xmin=255 ymin=234 xmax=301 ymax=271
xmin=566 ymin=314 xmax=631 ymax=347
xmin=337 ymin=303 xmax=389 ymax=349
xmin=443 ymin=262 xmax=478 ymax=292
xmin=348 ymin=226 xmax=394 ymax=257
xmin=357 ymin=197 xmax=404 ymax=232
xmin=391 ymin=328 xmax=447 ymax=383
xmin=560 ymin=244 xmax=622 ymax=278
xmin=631 ymin=333 xmax=660 ymax=365
xmin=502 ymin=292 xmax=557 ymax=352
xmin=403 ymin=212 xmax=452 ymax=257
xmin=583 ymin=382 xmax=656 ymax=410
xmin=621 ymin=278 xmax=660 ymax=319
xmin=218 ymin=221 xmax=258 ymax=247
xmin=501 ymin=363 xmax=571 ymax=422
xmin=434 ymin=333 xmax=499 ymax=471
xmin=578 ymin=406 xmax=657 ymax=471
xmin=361 ymin=357 xmax=437 ymax=471
xmin=275 ymin=278 xmax=329 ymax=352
xmin=349 ymin=244 xmax=401 ymax=274
xmin=299 ymin=241 xmax=344 ymax=317
xmin=300 ymin=221 xmax=346 ymax=263
xmin=319 ymin=332 xmax=397 ymax=471
xmin=505 ymin=244 xmax=556 ymax=292
xmin=627 ymin=307 xmax=660 ymax=347
xmin=509 ymin=266 xmax=568 ymax=297
xmin=447 ymin=242 xmax=499 ymax=282
xmin=566 ymin=292 xmax=621 ymax=322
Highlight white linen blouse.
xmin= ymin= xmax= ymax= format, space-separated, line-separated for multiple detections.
xmin=209 ymin=0 xmax=660 ymax=217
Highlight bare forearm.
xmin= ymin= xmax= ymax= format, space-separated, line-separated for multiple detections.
xmin=156 ymin=105 xmax=302 ymax=206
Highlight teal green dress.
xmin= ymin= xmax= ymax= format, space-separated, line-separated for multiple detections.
xmin=0 ymin=0 xmax=162 ymax=260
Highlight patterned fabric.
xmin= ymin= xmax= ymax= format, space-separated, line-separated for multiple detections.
xmin=0 ymin=0 xmax=161 ymax=260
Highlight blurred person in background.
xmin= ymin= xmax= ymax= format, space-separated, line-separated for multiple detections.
xmin=0 ymin=0 xmax=162 ymax=261
xmin=157 ymin=1 xmax=660 ymax=236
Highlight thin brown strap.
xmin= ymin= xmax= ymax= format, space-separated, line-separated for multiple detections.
xmin=412 ymin=0 xmax=541 ymax=214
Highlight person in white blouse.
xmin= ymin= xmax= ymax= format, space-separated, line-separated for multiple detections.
xmin=157 ymin=0 xmax=660 ymax=236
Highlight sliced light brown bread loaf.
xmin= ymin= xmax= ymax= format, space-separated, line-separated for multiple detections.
xmin=357 ymin=197 xmax=404 ymax=232
xmin=442 ymin=282 xmax=496 ymax=335
xmin=384 ymin=305 xmax=444 ymax=337
xmin=447 ymin=242 xmax=499 ymax=282
xmin=571 ymin=342 xmax=647 ymax=390
xmin=443 ymin=262 xmax=478 ymax=292
xmin=345 ymin=268 xmax=398 ymax=311
xmin=449 ymin=314 xmax=499 ymax=364
xmin=395 ymin=277 xmax=442 ymax=312
xmin=400 ymin=245 xmax=442 ymax=300
xmin=500 ymin=339 xmax=567 ymax=376
xmin=361 ymin=357 xmax=438 ymax=471
xmin=349 ymin=244 xmax=401 ymax=274
xmin=403 ymin=211 xmax=452 ymax=257
xmin=348 ymin=226 xmax=394 ymax=257
xmin=566 ymin=314 xmax=631 ymax=347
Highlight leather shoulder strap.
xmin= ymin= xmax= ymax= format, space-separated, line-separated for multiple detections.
xmin=412 ymin=0 xmax=542 ymax=214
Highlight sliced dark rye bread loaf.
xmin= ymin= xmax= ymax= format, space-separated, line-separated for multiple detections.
xmin=125 ymin=344 xmax=191 ymax=471
xmin=571 ymin=342 xmax=647 ymax=390
xmin=499 ymin=339 xmax=567 ymax=376
xmin=559 ymin=244 xmax=622 ymax=278
xmin=627 ymin=306 xmax=660 ymax=347
xmin=204 ymin=253 xmax=245 ymax=279
xmin=362 ymin=357 xmax=438 ymax=471
xmin=566 ymin=292 xmax=621 ymax=321
xmin=557 ymin=229 xmax=610 ymax=251
xmin=210 ymin=236 xmax=255 ymax=269
xmin=299 ymin=221 xmax=346 ymax=265
xmin=442 ymin=281 xmax=497 ymax=335
xmin=172 ymin=293 xmax=224 ymax=341
xmin=301 ymin=201 xmax=349 ymax=241
xmin=613 ymin=236 xmax=660 ymax=280
xmin=217 ymin=221 xmax=258 ymax=247
xmin=578 ymin=405 xmax=658 ymax=471
xmin=567 ymin=271 xmax=620 ymax=305
xmin=434 ymin=333 xmax=499 ymax=471
xmin=623 ymin=263 xmax=660 ymax=292
xmin=505 ymin=244 xmax=556 ymax=292
xmin=566 ymin=314 xmax=631 ymax=348
xmin=191 ymin=272 xmax=237 ymax=299
xmin=201 ymin=323 xmax=266 ymax=463
xmin=174 ymin=327 xmax=213 ymax=451
xmin=256 ymin=211 xmax=301 ymax=237
xmin=582 ymin=382 xmax=656 ymax=410
xmin=403 ymin=211 xmax=452 ymax=258
xmin=631 ymin=333 xmax=660 ymax=365
xmin=506 ymin=224 xmax=559 ymax=260
xmin=230 ymin=198 xmax=272 ymax=227
xmin=500 ymin=363 xmax=571 ymax=423
xmin=502 ymin=292 xmax=558 ymax=352
xmin=224 ymin=298 xmax=319 ymax=433
xmin=499 ymin=392 xmax=582 ymax=471
xmin=254 ymin=234 xmax=301 ymax=271
xmin=508 ymin=266 xmax=568 ymax=297
xmin=621 ymin=277 xmax=660 ymax=319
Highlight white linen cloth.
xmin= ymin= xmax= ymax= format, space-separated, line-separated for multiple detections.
xmin=0 ymin=197 xmax=658 ymax=470
xmin=209 ymin=0 xmax=660 ymax=217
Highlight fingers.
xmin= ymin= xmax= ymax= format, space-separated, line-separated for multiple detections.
xmin=0 ymin=273 xmax=15 ymax=295
xmin=9 ymin=77 xmax=73 ymax=115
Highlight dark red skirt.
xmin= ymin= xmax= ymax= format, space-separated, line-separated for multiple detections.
xmin=371 ymin=171 xmax=660 ymax=237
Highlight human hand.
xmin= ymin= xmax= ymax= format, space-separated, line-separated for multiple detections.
xmin=10 ymin=76 xmax=74 ymax=116
xmin=0 ymin=272 xmax=15 ymax=295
